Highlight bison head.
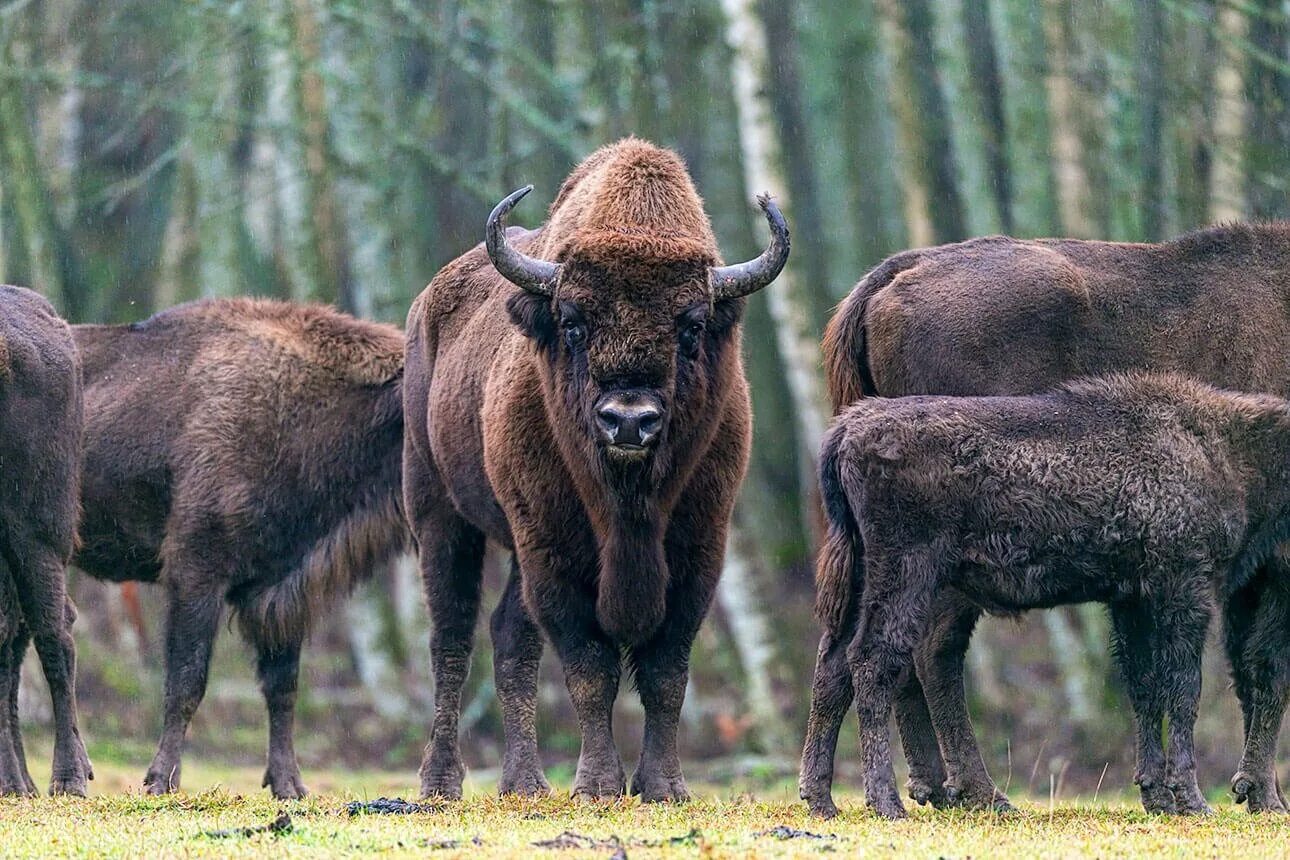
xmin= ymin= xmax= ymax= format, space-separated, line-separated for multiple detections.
xmin=490 ymin=185 xmax=788 ymax=473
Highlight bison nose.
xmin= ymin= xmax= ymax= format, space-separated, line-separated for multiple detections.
xmin=595 ymin=396 xmax=663 ymax=449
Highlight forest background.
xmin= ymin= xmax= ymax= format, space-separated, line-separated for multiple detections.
xmin=0 ymin=0 xmax=1287 ymax=796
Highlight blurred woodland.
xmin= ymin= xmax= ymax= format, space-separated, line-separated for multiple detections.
xmin=0 ymin=0 xmax=1287 ymax=793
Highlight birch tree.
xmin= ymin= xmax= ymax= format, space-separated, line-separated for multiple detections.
xmin=721 ymin=0 xmax=829 ymax=469
xmin=1209 ymin=3 xmax=1249 ymax=222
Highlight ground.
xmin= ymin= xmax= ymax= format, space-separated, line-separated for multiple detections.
xmin=2 ymin=750 xmax=1289 ymax=858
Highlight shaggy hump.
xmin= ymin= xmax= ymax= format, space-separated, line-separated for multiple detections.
xmin=132 ymin=297 xmax=404 ymax=386
xmin=540 ymin=138 xmax=720 ymax=266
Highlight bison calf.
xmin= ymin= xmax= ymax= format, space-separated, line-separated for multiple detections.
xmin=0 ymin=285 xmax=92 ymax=795
xmin=804 ymin=373 xmax=1290 ymax=819
xmin=73 ymin=298 xmax=408 ymax=798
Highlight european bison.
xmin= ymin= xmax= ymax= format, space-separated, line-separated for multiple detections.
xmin=814 ymin=373 xmax=1290 ymax=819
xmin=404 ymin=138 xmax=788 ymax=801
xmin=0 ymin=285 xmax=91 ymax=796
xmin=72 ymin=298 xmax=408 ymax=798
xmin=802 ymin=222 xmax=1290 ymax=816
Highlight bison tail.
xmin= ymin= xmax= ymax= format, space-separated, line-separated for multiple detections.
xmin=814 ymin=426 xmax=861 ymax=635
xmin=822 ymin=252 xmax=921 ymax=412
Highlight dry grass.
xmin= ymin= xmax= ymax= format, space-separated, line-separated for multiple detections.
xmin=1 ymin=756 xmax=1287 ymax=858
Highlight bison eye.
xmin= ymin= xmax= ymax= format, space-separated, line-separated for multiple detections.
xmin=562 ymin=320 xmax=587 ymax=351
xmin=678 ymin=320 xmax=705 ymax=358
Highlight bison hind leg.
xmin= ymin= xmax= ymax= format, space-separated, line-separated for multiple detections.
xmin=491 ymin=558 xmax=549 ymax=797
xmin=0 ymin=573 xmax=34 ymax=797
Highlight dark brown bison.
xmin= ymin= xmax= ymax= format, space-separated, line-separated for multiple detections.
xmin=0 ymin=285 xmax=91 ymax=796
xmin=802 ymin=222 xmax=1290 ymax=817
xmin=814 ymin=373 xmax=1290 ymax=819
xmin=72 ymin=298 xmax=408 ymax=798
xmin=404 ymin=138 xmax=788 ymax=801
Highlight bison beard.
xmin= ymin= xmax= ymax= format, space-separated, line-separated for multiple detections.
xmin=404 ymin=138 xmax=787 ymax=803
xmin=71 ymin=298 xmax=408 ymax=799
xmin=803 ymin=222 xmax=1290 ymax=817
xmin=0 ymin=286 xmax=92 ymax=797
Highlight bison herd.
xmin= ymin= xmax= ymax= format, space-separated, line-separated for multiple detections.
xmin=0 ymin=138 xmax=1287 ymax=821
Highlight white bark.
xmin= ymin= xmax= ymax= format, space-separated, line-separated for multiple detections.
xmin=1041 ymin=608 xmax=1095 ymax=725
xmin=716 ymin=523 xmax=791 ymax=751
xmin=720 ymin=0 xmax=829 ymax=470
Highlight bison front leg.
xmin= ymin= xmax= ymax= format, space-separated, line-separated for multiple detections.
xmin=1155 ymin=588 xmax=1212 ymax=816
xmin=1108 ymin=600 xmax=1174 ymax=814
xmin=627 ymin=565 xmax=719 ymax=804
xmin=144 ymin=574 xmax=222 ymax=795
xmin=917 ymin=594 xmax=1010 ymax=811
xmin=251 ymin=638 xmax=307 ymax=799
xmin=528 ymin=571 xmax=624 ymax=800
xmin=490 ymin=558 xmax=549 ymax=797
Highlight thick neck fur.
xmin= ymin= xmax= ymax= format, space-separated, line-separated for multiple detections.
xmin=530 ymin=310 xmax=740 ymax=646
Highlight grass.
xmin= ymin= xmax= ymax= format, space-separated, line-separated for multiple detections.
xmin=1 ymin=752 xmax=1288 ymax=858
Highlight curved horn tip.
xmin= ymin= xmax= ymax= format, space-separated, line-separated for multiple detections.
xmin=485 ymin=185 xmax=560 ymax=296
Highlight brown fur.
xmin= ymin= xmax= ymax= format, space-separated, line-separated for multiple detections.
xmin=0 ymin=285 xmax=91 ymax=796
xmin=73 ymin=297 xmax=408 ymax=798
xmin=405 ymin=139 xmax=762 ymax=802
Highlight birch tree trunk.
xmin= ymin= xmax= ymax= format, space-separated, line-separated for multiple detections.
xmin=721 ymin=0 xmax=829 ymax=473
xmin=716 ymin=518 xmax=791 ymax=753
xmin=262 ymin=0 xmax=342 ymax=305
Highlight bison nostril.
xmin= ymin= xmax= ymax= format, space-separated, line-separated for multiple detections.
xmin=636 ymin=409 xmax=662 ymax=444
xmin=596 ymin=408 xmax=621 ymax=443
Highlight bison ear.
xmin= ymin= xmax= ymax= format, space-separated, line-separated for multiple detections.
xmin=506 ymin=291 xmax=556 ymax=345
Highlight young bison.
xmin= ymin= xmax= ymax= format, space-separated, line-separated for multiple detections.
xmin=810 ymin=222 xmax=1290 ymax=814
xmin=811 ymin=373 xmax=1290 ymax=819
xmin=0 ymin=285 xmax=92 ymax=795
xmin=72 ymin=298 xmax=408 ymax=798
xmin=404 ymin=139 xmax=787 ymax=801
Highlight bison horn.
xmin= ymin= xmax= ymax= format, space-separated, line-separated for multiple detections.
xmin=710 ymin=193 xmax=791 ymax=300
xmin=486 ymin=185 xmax=560 ymax=297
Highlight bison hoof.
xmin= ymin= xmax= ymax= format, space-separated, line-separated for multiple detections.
xmin=868 ymin=795 xmax=908 ymax=820
xmin=419 ymin=749 xmax=465 ymax=801
xmin=944 ymin=781 xmax=1012 ymax=812
xmin=49 ymin=772 xmax=89 ymax=798
xmin=1137 ymin=784 xmax=1177 ymax=815
xmin=0 ymin=776 xmax=37 ymax=797
xmin=264 ymin=767 xmax=308 ymax=800
xmin=571 ymin=762 xmax=626 ymax=800
xmin=1233 ymin=772 xmax=1289 ymax=813
xmin=907 ymin=778 xmax=949 ymax=808
xmin=630 ymin=772 xmax=690 ymax=804
xmin=804 ymin=794 xmax=840 ymax=820
xmin=498 ymin=764 xmax=551 ymax=797
xmin=143 ymin=762 xmax=181 ymax=795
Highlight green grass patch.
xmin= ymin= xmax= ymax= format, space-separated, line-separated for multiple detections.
xmin=1 ymin=756 xmax=1287 ymax=857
